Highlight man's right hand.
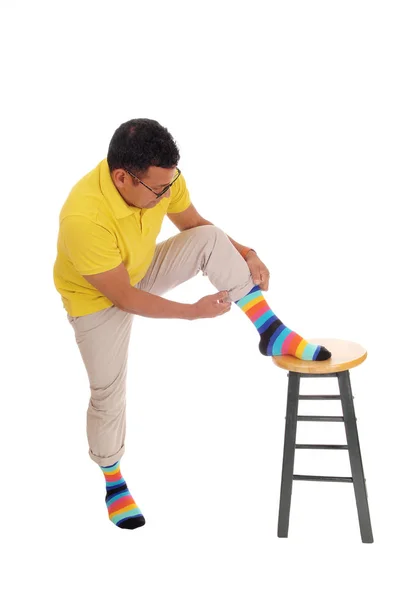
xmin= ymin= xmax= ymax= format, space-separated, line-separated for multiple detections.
xmin=191 ymin=291 xmax=232 ymax=320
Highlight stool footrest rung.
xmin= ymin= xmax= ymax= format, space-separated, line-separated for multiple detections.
xmin=299 ymin=395 xmax=342 ymax=400
xmin=293 ymin=475 xmax=353 ymax=482
xmin=297 ymin=415 xmax=344 ymax=422
xmin=296 ymin=444 xmax=348 ymax=450
xmin=288 ymin=373 xmax=337 ymax=378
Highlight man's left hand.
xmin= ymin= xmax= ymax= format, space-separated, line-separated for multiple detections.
xmin=246 ymin=252 xmax=270 ymax=291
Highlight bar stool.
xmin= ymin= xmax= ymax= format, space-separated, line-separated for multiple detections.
xmin=272 ymin=338 xmax=373 ymax=543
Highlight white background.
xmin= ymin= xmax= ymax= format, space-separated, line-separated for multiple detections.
xmin=1 ymin=0 xmax=397 ymax=598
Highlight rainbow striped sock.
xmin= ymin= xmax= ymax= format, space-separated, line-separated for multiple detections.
xmin=100 ymin=461 xmax=146 ymax=529
xmin=235 ymin=285 xmax=332 ymax=361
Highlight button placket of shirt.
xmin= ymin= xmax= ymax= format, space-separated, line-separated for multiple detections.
xmin=133 ymin=209 xmax=143 ymax=234
xmin=140 ymin=209 xmax=150 ymax=236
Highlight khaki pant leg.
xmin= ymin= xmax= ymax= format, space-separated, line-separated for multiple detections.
xmin=67 ymin=305 xmax=133 ymax=467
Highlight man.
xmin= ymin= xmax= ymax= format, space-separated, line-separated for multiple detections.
xmin=53 ymin=118 xmax=331 ymax=530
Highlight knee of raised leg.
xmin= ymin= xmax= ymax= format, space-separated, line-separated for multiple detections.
xmin=195 ymin=224 xmax=224 ymax=241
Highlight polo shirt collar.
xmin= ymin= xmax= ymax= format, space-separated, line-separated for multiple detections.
xmin=99 ymin=159 xmax=141 ymax=219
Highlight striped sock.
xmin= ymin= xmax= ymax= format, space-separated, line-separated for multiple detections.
xmin=100 ymin=460 xmax=146 ymax=530
xmin=235 ymin=285 xmax=332 ymax=361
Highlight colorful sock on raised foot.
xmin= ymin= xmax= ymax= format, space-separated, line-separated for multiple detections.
xmin=235 ymin=285 xmax=332 ymax=361
xmin=100 ymin=460 xmax=146 ymax=529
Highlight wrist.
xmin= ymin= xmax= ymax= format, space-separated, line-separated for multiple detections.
xmin=188 ymin=303 xmax=198 ymax=321
xmin=241 ymin=247 xmax=256 ymax=260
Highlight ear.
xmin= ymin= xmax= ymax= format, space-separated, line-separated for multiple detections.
xmin=111 ymin=168 xmax=129 ymax=190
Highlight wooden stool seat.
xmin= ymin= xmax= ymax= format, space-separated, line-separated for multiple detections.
xmin=272 ymin=338 xmax=373 ymax=543
xmin=272 ymin=338 xmax=367 ymax=374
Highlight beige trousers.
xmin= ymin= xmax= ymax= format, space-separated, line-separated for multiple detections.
xmin=67 ymin=225 xmax=255 ymax=467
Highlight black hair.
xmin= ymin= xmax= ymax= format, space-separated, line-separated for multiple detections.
xmin=107 ymin=118 xmax=180 ymax=178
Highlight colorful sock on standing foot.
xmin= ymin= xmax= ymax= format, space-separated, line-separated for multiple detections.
xmin=235 ymin=285 xmax=332 ymax=361
xmin=100 ymin=460 xmax=146 ymax=529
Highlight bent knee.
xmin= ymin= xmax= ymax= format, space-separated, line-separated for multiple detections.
xmin=194 ymin=224 xmax=224 ymax=239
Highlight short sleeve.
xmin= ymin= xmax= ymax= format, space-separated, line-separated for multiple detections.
xmin=61 ymin=215 xmax=122 ymax=275
xmin=167 ymin=173 xmax=192 ymax=214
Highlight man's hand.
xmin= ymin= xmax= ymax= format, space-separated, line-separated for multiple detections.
xmin=191 ymin=291 xmax=231 ymax=319
xmin=246 ymin=252 xmax=270 ymax=291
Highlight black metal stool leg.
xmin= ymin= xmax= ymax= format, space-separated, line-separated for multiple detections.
xmin=277 ymin=372 xmax=300 ymax=538
xmin=337 ymin=370 xmax=374 ymax=543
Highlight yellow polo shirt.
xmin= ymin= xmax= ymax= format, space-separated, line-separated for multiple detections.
xmin=53 ymin=158 xmax=191 ymax=317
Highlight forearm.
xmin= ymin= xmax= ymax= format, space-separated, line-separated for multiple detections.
xmin=198 ymin=219 xmax=255 ymax=259
xmin=120 ymin=286 xmax=195 ymax=320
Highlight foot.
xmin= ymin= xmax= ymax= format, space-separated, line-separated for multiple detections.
xmin=100 ymin=461 xmax=146 ymax=529
xmin=259 ymin=330 xmax=332 ymax=361
xmin=234 ymin=285 xmax=332 ymax=361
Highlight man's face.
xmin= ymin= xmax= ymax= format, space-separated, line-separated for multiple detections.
xmin=111 ymin=165 xmax=177 ymax=209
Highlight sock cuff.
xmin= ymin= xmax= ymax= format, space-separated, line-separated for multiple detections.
xmin=101 ymin=460 xmax=120 ymax=472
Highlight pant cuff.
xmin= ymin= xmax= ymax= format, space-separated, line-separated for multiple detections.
xmin=89 ymin=445 xmax=125 ymax=467
xmin=228 ymin=276 xmax=256 ymax=303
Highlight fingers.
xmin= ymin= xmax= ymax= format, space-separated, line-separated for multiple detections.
xmin=254 ymin=271 xmax=268 ymax=286
xmin=217 ymin=290 xmax=231 ymax=304
xmin=217 ymin=291 xmax=231 ymax=314
xmin=217 ymin=290 xmax=229 ymax=299
xmin=258 ymin=274 xmax=269 ymax=291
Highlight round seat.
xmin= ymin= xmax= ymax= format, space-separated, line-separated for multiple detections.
xmin=271 ymin=338 xmax=367 ymax=374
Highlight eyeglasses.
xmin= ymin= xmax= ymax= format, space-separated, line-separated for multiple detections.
xmin=125 ymin=166 xmax=181 ymax=199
